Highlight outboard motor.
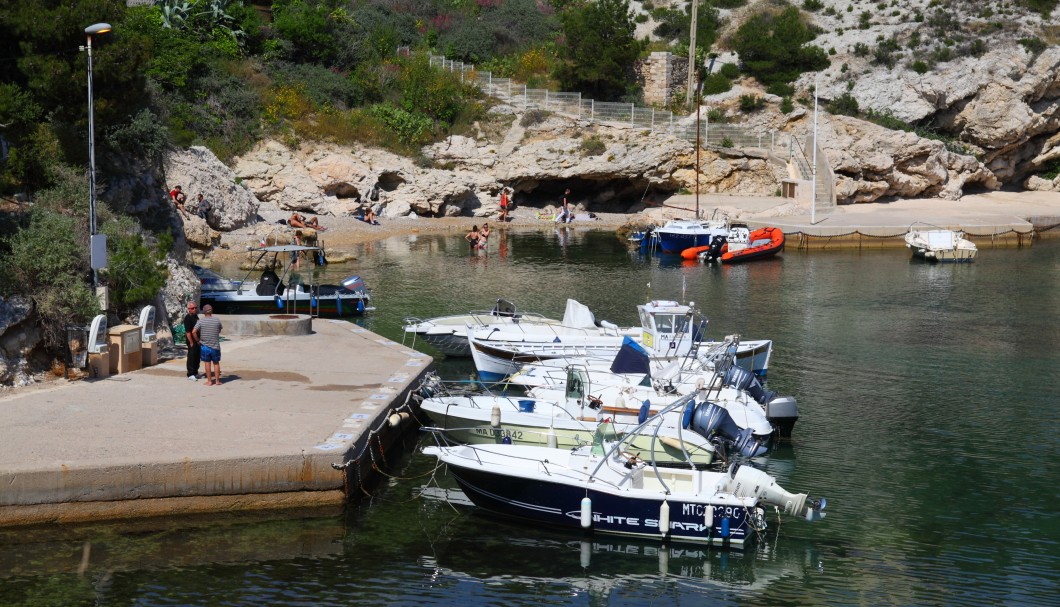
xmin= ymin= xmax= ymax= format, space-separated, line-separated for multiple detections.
xmin=684 ymin=401 xmax=767 ymax=458
xmin=723 ymin=462 xmax=827 ymax=521
xmin=700 ymin=234 xmax=727 ymax=263
xmin=724 ymin=365 xmax=777 ymax=405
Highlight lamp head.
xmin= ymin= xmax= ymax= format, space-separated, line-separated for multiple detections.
xmin=85 ymin=23 xmax=112 ymax=36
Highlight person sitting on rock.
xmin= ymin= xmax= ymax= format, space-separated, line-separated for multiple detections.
xmin=194 ymin=193 xmax=211 ymax=220
xmin=361 ymin=207 xmax=379 ymax=225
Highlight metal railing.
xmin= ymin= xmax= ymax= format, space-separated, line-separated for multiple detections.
xmin=430 ymin=55 xmax=790 ymax=156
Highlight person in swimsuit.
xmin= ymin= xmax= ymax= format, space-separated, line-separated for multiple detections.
xmin=465 ymin=225 xmax=481 ymax=252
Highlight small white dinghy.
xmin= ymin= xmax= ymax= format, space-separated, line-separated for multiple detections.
xmin=905 ymin=224 xmax=977 ymax=262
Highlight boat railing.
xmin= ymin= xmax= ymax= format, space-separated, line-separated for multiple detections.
xmin=588 ymin=394 xmax=700 ymax=492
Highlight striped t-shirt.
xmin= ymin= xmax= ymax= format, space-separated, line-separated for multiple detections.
xmin=194 ymin=316 xmax=223 ymax=349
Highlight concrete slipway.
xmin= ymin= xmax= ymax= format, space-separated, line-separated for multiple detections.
xmin=0 ymin=316 xmax=433 ymax=527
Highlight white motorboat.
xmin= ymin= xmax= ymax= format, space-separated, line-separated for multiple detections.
xmin=195 ymin=245 xmax=373 ymax=316
xmin=468 ymin=300 xmax=772 ymax=383
xmin=422 ymin=409 xmax=826 ymax=548
xmin=509 ymin=338 xmax=798 ymax=440
xmin=402 ymin=299 xmax=565 ymax=357
xmin=904 ymin=224 xmax=977 ymax=262
xmin=418 ymin=391 xmax=719 ymax=466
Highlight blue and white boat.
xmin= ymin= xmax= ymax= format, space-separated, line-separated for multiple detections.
xmin=467 ymin=300 xmax=772 ymax=383
xmin=652 ymin=216 xmax=730 ymax=254
xmin=422 ymin=404 xmax=826 ymax=548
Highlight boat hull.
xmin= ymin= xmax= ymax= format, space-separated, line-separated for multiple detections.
xmin=200 ymin=293 xmax=371 ymax=317
xmin=470 ymin=336 xmax=773 ymax=383
xmin=905 ymin=229 xmax=978 ymax=263
xmin=421 ymin=399 xmax=716 ymax=466
xmin=446 ymin=463 xmax=752 ymax=546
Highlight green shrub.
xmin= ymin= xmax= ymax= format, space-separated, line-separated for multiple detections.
xmin=1018 ymin=37 xmax=1047 ymax=56
xmin=0 ymin=207 xmax=99 ymax=351
xmin=105 ymin=109 xmax=170 ymax=171
xmin=766 ymin=82 xmax=794 ymax=97
xmin=731 ymin=7 xmax=829 ymax=85
xmin=635 ymin=13 xmax=649 ymax=23
xmin=964 ymin=39 xmax=987 ymax=57
xmin=579 ymin=135 xmax=607 ymax=156
xmin=701 ymin=72 xmax=732 ymax=95
xmin=720 ymin=137 xmax=734 ymax=148
xmin=853 ymin=42 xmax=870 ymax=56
xmin=911 ymin=60 xmax=929 ymax=74
xmin=739 ymin=94 xmax=764 ymax=112
xmin=1039 ymin=158 xmax=1060 ymax=180
xmin=780 ymin=96 xmax=794 ymax=113
xmin=864 ymin=108 xmax=912 ymax=131
xmin=368 ymin=103 xmax=433 ymax=145
xmin=718 ymin=63 xmax=740 ymax=79
xmin=268 ymin=61 xmax=363 ymax=110
xmin=272 ymin=0 xmax=338 ymax=65
xmin=713 ymin=0 xmax=747 ymax=7
xmin=100 ymin=216 xmax=170 ymax=310
xmin=706 ymin=108 xmax=726 ymax=123
xmin=803 ymin=0 xmax=824 ymax=10
xmin=828 ymin=92 xmax=859 ymax=116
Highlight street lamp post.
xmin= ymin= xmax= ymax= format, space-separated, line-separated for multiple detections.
xmin=83 ymin=22 xmax=111 ymax=291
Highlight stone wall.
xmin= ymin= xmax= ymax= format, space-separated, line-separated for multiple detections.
xmin=638 ymin=52 xmax=689 ymax=107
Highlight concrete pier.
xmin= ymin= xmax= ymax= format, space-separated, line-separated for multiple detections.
xmin=0 ymin=315 xmax=433 ymax=527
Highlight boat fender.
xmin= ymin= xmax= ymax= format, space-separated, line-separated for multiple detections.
xmin=720 ymin=517 xmax=730 ymax=538
xmin=490 ymin=404 xmax=501 ymax=428
xmin=580 ymin=497 xmax=593 ymax=528
xmin=546 ymin=428 xmax=558 ymax=449
xmin=388 ymin=411 xmax=409 ymax=428
xmin=274 ymin=295 xmax=283 ymax=309
xmin=659 ymin=501 xmax=670 ymax=536
xmin=311 ymin=296 xmax=318 ymax=309
xmin=501 ymin=436 xmax=512 ymax=445
xmin=705 ymin=504 xmax=714 ymax=528
xmin=638 ymin=400 xmax=650 ymax=424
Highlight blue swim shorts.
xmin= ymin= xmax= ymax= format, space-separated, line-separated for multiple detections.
xmin=200 ymin=344 xmax=221 ymax=363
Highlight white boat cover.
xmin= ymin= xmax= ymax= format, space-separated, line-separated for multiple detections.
xmin=561 ymin=299 xmax=596 ymax=328
xmin=923 ymin=230 xmax=958 ymax=249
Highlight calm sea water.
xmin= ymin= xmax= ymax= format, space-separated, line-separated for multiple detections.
xmin=2 ymin=228 xmax=1058 ymax=606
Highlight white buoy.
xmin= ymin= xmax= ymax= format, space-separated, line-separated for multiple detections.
xmin=659 ymin=501 xmax=670 ymax=536
xmin=705 ymin=504 xmax=714 ymax=528
xmin=580 ymin=497 xmax=593 ymax=528
xmin=490 ymin=404 xmax=501 ymax=428
xmin=546 ymin=428 xmax=558 ymax=449
xmin=388 ymin=411 xmax=409 ymax=427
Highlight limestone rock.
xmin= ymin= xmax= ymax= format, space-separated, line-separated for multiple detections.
xmin=161 ymin=259 xmax=201 ymax=325
xmin=164 ymin=146 xmax=259 ymax=230
xmin=821 ymin=115 xmax=997 ymax=203
xmin=181 ymin=214 xmax=220 ymax=249
xmin=0 ymin=296 xmax=38 ymax=386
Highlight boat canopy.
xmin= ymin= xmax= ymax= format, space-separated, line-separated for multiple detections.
xmin=560 ymin=299 xmax=597 ymax=328
xmin=609 ymin=336 xmax=651 ymax=375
